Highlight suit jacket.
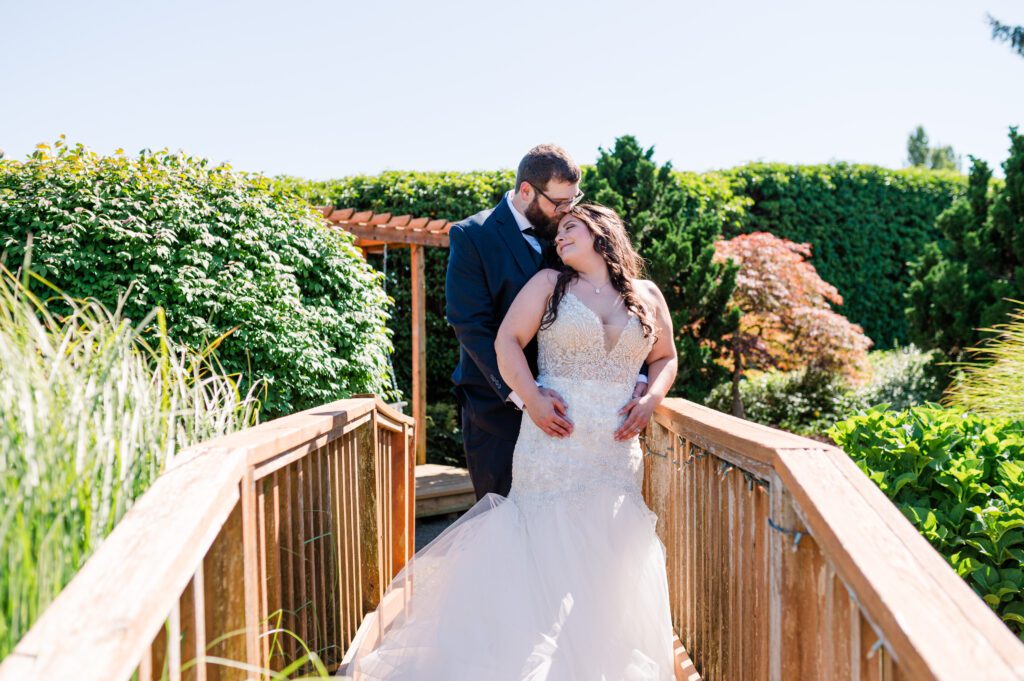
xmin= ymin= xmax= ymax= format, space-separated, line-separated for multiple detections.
xmin=445 ymin=199 xmax=553 ymax=439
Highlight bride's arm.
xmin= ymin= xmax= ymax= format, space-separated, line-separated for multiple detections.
xmin=614 ymin=281 xmax=678 ymax=440
xmin=495 ymin=270 xmax=572 ymax=437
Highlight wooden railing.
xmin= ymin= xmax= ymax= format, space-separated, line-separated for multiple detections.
xmin=642 ymin=398 xmax=1024 ymax=681
xmin=0 ymin=395 xmax=415 ymax=681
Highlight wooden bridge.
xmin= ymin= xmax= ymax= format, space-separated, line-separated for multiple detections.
xmin=3 ymin=393 xmax=1024 ymax=680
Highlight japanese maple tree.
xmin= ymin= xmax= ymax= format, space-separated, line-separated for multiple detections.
xmin=714 ymin=232 xmax=873 ymax=416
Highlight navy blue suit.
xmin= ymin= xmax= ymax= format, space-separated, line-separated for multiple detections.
xmin=445 ymin=199 xmax=554 ymax=499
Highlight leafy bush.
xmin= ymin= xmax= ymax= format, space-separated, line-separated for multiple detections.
xmin=274 ymin=171 xmax=512 ymax=405
xmin=0 ymin=263 xmax=260 ymax=658
xmin=0 ymin=140 xmax=394 ymax=418
xmin=830 ymin=406 xmax=1024 ymax=637
xmin=944 ymin=305 xmax=1024 ymax=420
xmin=856 ymin=344 xmax=943 ymax=410
xmin=706 ymin=368 xmax=861 ymax=438
xmin=425 ymin=401 xmax=465 ymax=468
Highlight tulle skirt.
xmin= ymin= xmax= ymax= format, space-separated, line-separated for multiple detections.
xmin=346 ymin=483 xmax=676 ymax=680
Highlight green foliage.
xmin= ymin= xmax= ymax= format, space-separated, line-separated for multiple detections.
xmin=907 ymin=125 xmax=961 ymax=172
xmin=989 ymin=13 xmax=1024 ymax=58
xmin=707 ymin=368 xmax=861 ymax=438
xmin=581 ymin=136 xmax=740 ymax=400
xmin=274 ymin=171 xmax=513 ymax=405
xmin=0 ymin=263 xmax=260 ymax=658
xmin=425 ymin=401 xmax=465 ymax=468
xmin=830 ymin=405 xmax=1024 ymax=637
xmin=907 ymin=128 xmax=1024 ymax=359
xmin=856 ymin=344 xmax=944 ymax=410
xmin=721 ymin=162 xmax=965 ymax=349
xmin=0 ymin=139 xmax=394 ymax=418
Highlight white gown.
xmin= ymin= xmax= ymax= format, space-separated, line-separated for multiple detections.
xmin=348 ymin=291 xmax=676 ymax=680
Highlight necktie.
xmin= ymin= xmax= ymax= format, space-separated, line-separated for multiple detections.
xmin=522 ymin=228 xmax=542 ymax=266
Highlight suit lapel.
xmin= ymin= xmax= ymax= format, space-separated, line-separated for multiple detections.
xmin=493 ymin=199 xmax=540 ymax=276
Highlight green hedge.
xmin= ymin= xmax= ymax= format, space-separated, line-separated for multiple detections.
xmin=719 ymin=163 xmax=966 ymax=348
xmin=0 ymin=140 xmax=394 ymax=418
xmin=275 ymin=163 xmax=965 ymax=403
xmin=830 ymin=406 xmax=1024 ymax=637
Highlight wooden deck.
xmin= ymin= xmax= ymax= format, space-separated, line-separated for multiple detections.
xmin=414 ymin=463 xmax=475 ymax=518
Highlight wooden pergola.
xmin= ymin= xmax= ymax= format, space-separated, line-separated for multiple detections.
xmin=321 ymin=207 xmax=454 ymax=465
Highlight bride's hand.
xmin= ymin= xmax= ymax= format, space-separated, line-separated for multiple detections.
xmin=525 ymin=388 xmax=573 ymax=438
xmin=614 ymin=393 xmax=660 ymax=441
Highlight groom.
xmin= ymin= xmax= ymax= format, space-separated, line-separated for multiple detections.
xmin=445 ymin=144 xmax=648 ymax=500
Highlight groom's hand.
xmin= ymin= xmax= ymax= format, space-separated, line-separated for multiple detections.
xmin=526 ymin=387 xmax=573 ymax=438
xmin=631 ymin=380 xmax=648 ymax=400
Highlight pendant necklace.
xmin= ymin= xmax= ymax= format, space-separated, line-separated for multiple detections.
xmin=578 ymin=273 xmax=611 ymax=295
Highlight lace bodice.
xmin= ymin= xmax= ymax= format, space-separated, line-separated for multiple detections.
xmin=536 ymin=291 xmax=654 ymax=385
xmin=508 ymin=290 xmax=657 ymax=518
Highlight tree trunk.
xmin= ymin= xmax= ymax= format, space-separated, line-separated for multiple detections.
xmin=731 ymin=343 xmax=746 ymax=419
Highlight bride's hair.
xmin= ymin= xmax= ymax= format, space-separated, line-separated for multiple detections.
xmin=540 ymin=204 xmax=658 ymax=341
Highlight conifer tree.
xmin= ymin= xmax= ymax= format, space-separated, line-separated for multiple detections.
xmin=581 ymin=136 xmax=740 ymax=399
xmin=907 ymin=127 xmax=1024 ymax=358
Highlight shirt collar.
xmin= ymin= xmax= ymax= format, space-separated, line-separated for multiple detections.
xmin=505 ymin=190 xmax=535 ymax=233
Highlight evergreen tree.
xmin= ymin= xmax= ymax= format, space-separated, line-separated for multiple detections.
xmin=581 ymin=136 xmax=740 ymax=400
xmin=907 ymin=126 xmax=930 ymax=167
xmin=906 ymin=127 xmax=1024 ymax=358
xmin=907 ymin=125 xmax=961 ymax=171
xmin=989 ymin=13 xmax=1024 ymax=58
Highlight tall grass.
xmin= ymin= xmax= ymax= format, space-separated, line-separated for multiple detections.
xmin=0 ymin=249 xmax=262 ymax=659
xmin=944 ymin=303 xmax=1024 ymax=420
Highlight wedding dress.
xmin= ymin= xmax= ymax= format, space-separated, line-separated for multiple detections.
xmin=347 ymin=291 xmax=676 ymax=680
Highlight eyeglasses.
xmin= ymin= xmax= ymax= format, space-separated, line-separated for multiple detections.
xmin=528 ymin=182 xmax=585 ymax=212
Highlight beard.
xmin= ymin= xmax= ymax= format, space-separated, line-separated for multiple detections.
xmin=524 ymin=197 xmax=559 ymax=239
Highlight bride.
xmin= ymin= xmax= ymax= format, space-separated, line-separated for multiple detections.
xmin=347 ymin=204 xmax=679 ymax=680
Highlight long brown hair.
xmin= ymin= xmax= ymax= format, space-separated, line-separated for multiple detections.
xmin=540 ymin=204 xmax=658 ymax=341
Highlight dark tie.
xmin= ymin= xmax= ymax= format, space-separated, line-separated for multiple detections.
xmin=522 ymin=228 xmax=543 ymax=267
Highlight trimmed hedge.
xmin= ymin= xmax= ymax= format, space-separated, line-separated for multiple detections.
xmin=0 ymin=140 xmax=394 ymax=418
xmin=831 ymin=406 xmax=1024 ymax=638
xmin=719 ymin=163 xmax=967 ymax=348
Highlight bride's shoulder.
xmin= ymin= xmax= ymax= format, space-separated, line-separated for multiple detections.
xmin=526 ymin=268 xmax=561 ymax=293
xmin=631 ymin=279 xmax=667 ymax=307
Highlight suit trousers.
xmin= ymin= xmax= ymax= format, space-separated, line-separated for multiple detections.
xmin=457 ymin=396 xmax=517 ymax=501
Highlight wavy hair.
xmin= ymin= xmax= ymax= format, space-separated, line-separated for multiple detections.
xmin=539 ymin=204 xmax=658 ymax=341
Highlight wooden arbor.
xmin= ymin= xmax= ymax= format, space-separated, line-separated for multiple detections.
xmin=323 ymin=208 xmax=454 ymax=465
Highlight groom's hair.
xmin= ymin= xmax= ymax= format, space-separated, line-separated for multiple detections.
xmin=515 ymin=144 xmax=581 ymax=192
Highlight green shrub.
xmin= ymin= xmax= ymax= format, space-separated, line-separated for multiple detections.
xmin=706 ymin=368 xmax=861 ymax=438
xmin=856 ymin=344 xmax=943 ymax=410
xmin=0 ymin=140 xmax=394 ymax=418
xmin=425 ymin=401 xmax=465 ymax=468
xmin=944 ymin=305 xmax=1024 ymax=420
xmin=830 ymin=406 xmax=1024 ymax=638
xmin=0 ymin=263 xmax=260 ymax=658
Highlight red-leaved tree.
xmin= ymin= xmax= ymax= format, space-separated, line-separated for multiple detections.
xmin=714 ymin=232 xmax=873 ymax=417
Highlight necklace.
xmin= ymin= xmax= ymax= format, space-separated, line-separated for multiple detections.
xmin=577 ymin=273 xmax=611 ymax=294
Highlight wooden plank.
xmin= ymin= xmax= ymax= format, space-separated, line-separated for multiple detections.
xmin=203 ymin=505 xmax=247 ymax=681
xmin=357 ymin=420 xmax=382 ymax=612
xmin=192 ymin=564 xmax=208 ymax=681
xmin=410 ymin=243 xmax=427 ymax=465
xmin=776 ymin=447 xmax=1024 ymax=680
xmin=240 ymin=468 xmax=260 ymax=673
xmin=0 ymin=451 xmax=246 ymax=681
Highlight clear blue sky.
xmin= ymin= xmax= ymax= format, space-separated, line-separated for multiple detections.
xmin=2 ymin=0 xmax=1022 ymax=179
